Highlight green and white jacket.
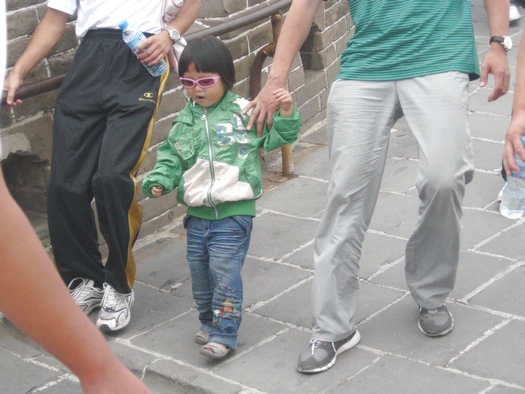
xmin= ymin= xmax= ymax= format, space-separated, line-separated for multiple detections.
xmin=142 ymin=90 xmax=302 ymax=220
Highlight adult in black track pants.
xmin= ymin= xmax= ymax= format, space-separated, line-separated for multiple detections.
xmin=4 ymin=0 xmax=201 ymax=332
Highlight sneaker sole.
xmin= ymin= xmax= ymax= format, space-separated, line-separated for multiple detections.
xmin=82 ymin=303 xmax=102 ymax=315
xmin=195 ymin=332 xmax=210 ymax=345
xmin=97 ymin=316 xmax=131 ymax=332
xmin=296 ymin=330 xmax=361 ymax=374
xmin=96 ymin=288 xmax=134 ymax=332
xmin=418 ymin=316 xmax=455 ymax=337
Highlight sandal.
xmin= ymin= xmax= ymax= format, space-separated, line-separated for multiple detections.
xmin=194 ymin=330 xmax=210 ymax=345
xmin=199 ymin=341 xmax=232 ymax=359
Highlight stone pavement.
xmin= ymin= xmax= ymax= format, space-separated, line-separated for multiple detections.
xmin=1 ymin=4 xmax=525 ymax=394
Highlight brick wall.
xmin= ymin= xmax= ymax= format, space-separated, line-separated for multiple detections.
xmin=0 ymin=0 xmax=352 ymax=249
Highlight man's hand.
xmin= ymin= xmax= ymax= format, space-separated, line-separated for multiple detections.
xmin=244 ymin=78 xmax=286 ymax=136
xmin=480 ymin=44 xmax=510 ymax=102
xmin=3 ymin=72 xmax=24 ymax=107
xmin=136 ymin=30 xmax=172 ymax=66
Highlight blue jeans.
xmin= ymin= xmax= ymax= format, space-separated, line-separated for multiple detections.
xmin=185 ymin=215 xmax=252 ymax=349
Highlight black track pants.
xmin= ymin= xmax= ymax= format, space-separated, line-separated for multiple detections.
xmin=48 ymin=29 xmax=168 ymax=294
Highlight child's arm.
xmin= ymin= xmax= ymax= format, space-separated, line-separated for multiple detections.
xmin=142 ymin=135 xmax=185 ymax=198
xmin=273 ymin=88 xmax=293 ymax=117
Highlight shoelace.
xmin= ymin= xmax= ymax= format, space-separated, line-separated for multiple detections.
xmin=71 ymin=280 xmax=94 ymax=300
xmin=103 ymin=285 xmax=120 ymax=307
xmin=309 ymin=339 xmax=322 ymax=354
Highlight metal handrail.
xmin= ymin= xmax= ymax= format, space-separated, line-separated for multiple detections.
xmin=1 ymin=0 xmax=292 ymax=105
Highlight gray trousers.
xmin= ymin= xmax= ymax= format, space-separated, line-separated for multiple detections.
xmin=311 ymin=72 xmax=474 ymax=341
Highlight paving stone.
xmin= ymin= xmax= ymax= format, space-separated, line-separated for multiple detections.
xmin=293 ymin=145 xmax=331 ymax=181
xmin=257 ymin=176 xmax=328 ymax=219
xmin=379 ymin=157 xmax=419 ymax=194
xmin=282 ymin=241 xmax=316 ymax=270
xmin=388 ymin=127 xmax=419 ymax=160
xmin=369 ymin=192 xmax=419 ymax=236
xmin=213 ymin=329 xmax=378 ymax=394
xmin=0 ymin=347 xmax=64 ymax=393
xmin=135 ymin=237 xmax=190 ymax=291
xmin=130 ymin=311 xmax=285 ymax=370
xmin=449 ymin=320 xmax=525 ymax=388
xmin=37 ymin=380 xmax=83 ymax=394
xmin=359 ymin=231 xmax=407 ymax=280
xmin=248 ymin=212 xmax=319 ymax=260
xmin=469 ymin=112 xmax=510 ymax=141
xmin=331 ymin=354 xmax=489 ymax=394
xmin=468 ymin=265 xmax=525 ymax=317
xmin=254 ymin=278 xmax=405 ymax=331
xmin=358 ymin=298 xmax=504 ymax=366
xmin=476 ymin=223 xmax=525 ymax=261
xmin=143 ymin=359 xmax=243 ymax=394
xmin=464 ymin=171 xmax=506 ymax=211
xmin=473 ymin=138 xmax=506 ymax=172
xmin=463 ymin=209 xmax=512 ymax=250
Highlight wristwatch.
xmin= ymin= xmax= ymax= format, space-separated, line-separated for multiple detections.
xmin=162 ymin=27 xmax=181 ymax=44
xmin=489 ymin=36 xmax=512 ymax=51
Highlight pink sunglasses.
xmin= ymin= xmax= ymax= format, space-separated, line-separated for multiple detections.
xmin=179 ymin=76 xmax=221 ymax=89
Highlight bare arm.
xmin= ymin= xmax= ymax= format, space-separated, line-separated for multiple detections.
xmin=503 ymin=28 xmax=525 ymax=177
xmin=0 ymin=170 xmax=151 ymax=393
xmin=480 ymin=0 xmax=511 ymax=102
xmin=137 ymin=0 xmax=201 ymax=66
xmin=3 ymin=8 xmax=68 ymax=106
xmin=245 ymin=0 xmax=322 ymax=135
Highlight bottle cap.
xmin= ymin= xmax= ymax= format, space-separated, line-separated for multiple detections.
xmin=118 ymin=20 xmax=129 ymax=30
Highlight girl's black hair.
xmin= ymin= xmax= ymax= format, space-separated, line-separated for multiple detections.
xmin=178 ymin=36 xmax=235 ymax=90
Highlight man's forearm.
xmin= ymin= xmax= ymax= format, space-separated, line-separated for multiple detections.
xmin=9 ymin=8 xmax=68 ymax=81
xmin=513 ymin=31 xmax=525 ymax=115
xmin=169 ymin=0 xmax=201 ymax=35
xmin=268 ymin=0 xmax=323 ymax=86
xmin=484 ymin=0 xmax=510 ymax=37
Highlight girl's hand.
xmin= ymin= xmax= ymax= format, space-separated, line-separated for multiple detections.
xmin=151 ymin=186 xmax=163 ymax=198
xmin=273 ymin=88 xmax=293 ymax=116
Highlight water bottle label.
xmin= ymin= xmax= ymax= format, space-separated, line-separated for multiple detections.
xmin=127 ymin=35 xmax=145 ymax=52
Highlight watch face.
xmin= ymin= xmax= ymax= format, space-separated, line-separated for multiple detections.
xmin=504 ymin=36 xmax=513 ymax=50
xmin=170 ymin=29 xmax=181 ymax=41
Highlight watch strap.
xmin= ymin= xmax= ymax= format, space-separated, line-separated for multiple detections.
xmin=489 ymin=36 xmax=511 ymax=51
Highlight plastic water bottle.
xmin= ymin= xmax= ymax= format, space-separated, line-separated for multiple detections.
xmin=118 ymin=20 xmax=167 ymax=77
xmin=500 ymin=135 xmax=525 ymax=219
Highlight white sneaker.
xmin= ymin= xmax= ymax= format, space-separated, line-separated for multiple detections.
xmin=510 ymin=4 xmax=521 ymax=22
xmin=68 ymin=278 xmax=103 ymax=314
xmin=96 ymin=283 xmax=134 ymax=332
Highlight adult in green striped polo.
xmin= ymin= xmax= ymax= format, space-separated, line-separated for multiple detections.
xmin=246 ymin=0 xmax=511 ymax=374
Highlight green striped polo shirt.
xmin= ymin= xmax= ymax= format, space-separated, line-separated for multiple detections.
xmin=337 ymin=0 xmax=480 ymax=82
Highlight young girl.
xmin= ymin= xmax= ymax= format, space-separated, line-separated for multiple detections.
xmin=142 ymin=36 xmax=302 ymax=359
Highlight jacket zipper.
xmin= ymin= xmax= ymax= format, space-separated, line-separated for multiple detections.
xmin=203 ymin=109 xmax=219 ymax=219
